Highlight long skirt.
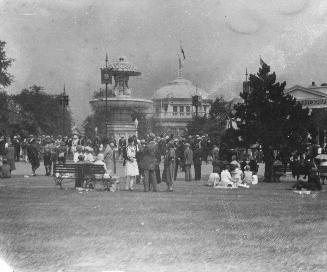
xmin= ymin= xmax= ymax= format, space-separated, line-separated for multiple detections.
xmin=126 ymin=160 xmax=139 ymax=176
xmin=165 ymin=162 xmax=174 ymax=186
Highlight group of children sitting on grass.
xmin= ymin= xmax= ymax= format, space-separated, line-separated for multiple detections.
xmin=208 ymin=156 xmax=258 ymax=189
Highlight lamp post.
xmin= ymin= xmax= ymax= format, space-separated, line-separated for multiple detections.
xmin=192 ymin=94 xmax=202 ymax=118
xmin=59 ymin=85 xmax=69 ymax=136
xmin=101 ymin=53 xmax=112 ymax=138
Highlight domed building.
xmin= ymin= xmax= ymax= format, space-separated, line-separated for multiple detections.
xmin=152 ymin=76 xmax=211 ymax=136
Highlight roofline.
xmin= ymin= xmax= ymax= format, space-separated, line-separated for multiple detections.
xmin=285 ymin=85 xmax=327 ymax=98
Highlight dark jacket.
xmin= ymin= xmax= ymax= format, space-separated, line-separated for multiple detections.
xmin=184 ymin=148 xmax=193 ymax=166
xmin=140 ymin=141 xmax=158 ymax=170
xmin=193 ymin=147 xmax=202 ymax=166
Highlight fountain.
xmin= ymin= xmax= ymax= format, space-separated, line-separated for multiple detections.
xmin=89 ymin=56 xmax=153 ymax=140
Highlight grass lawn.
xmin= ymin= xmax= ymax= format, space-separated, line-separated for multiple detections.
xmin=0 ymin=162 xmax=327 ymax=272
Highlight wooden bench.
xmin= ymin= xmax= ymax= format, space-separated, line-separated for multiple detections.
xmin=53 ymin=163 xmax=111 ymax=190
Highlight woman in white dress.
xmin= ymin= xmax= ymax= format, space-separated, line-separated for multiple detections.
xmin=125 ymin=137 xmax=139 ymax=190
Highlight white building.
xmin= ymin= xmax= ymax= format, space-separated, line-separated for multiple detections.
xmin=152 ymin=76 xmax=211 ymax=136
xmin=285 ymin=82 xmax=327 ymax=110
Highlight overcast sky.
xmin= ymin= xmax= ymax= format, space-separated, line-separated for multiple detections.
xmin=1 ymin=0 xmax=327 ymax=124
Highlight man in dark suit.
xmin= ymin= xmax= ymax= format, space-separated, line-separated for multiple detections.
xmin=12 ymin=136 xmax=21 ymax=161
xmin=184 ymin=143 xmax=193 ymax=181
xmin=141 ymin=133 xmax=158 ymax=192
xmin=193 ymin=144 xmax=202 ymax=181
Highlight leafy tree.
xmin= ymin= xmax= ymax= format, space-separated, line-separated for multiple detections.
xmin=234 ymin=61 xmax=311 ymax=182
xmin=83 ymin=109 xmax=106 ymax=139
xmin=309 ymin=108 xmax=327 ymax=144
xmin=187 ymin=97 xmax=232 ymax=144
xmin=14 ymin=85 xmax=72 ymax=135
xmin=186 ymin=115 xmax=208 ymax=136
xmin=0 ymin=40 xmax=14 ymax=88
xmin=0 ymin=91 xmax=9 ymax=134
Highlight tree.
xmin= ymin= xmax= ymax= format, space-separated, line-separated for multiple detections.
xmin=0 ymin=40 xmax=14 ymax=88
xmin=13 ymin=85 xmax=73 ymax=135
xmin=83 ymin=109 xmax=106 ymax=139
xmin=187 ymin=97 xmax=232 ymax=144
xmin=0 ymin=91 xmax=9 ymax=134
xmin=186 ymin=115 xmax=208 ymax=136
xmin=234 ymin=61 xmax=311 ymax=182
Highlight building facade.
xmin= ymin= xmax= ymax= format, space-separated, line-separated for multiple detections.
xmin=285 ymin=82 xmax=327 ymax=110
xmin=152 ymin=77 xmax=211 ymax=136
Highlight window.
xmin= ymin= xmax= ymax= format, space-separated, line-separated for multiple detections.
xmin=164 ymin=104 xmax=168 ymax=112
xmin=173 ymin=106 xmax=178 ymax=115
xmin=170 ymin=127 xmax=178 ymax=136
xmin=180 ymin=106 xmax=184 ymax=116
xmin=186 ymin=106 xmax=190 ymax=115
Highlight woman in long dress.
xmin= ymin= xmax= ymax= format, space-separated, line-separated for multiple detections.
xmin=102 ymin=138 xmax=114 ymax=175
xmin=125 ymin=137 xmax=139 ymax=191
xmin=164 ymin=141 xmax=175 ymax=192
xmin=5 ymin=141 xmax=16 ymax=173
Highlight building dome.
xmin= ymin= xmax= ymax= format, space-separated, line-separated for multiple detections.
xmin=153 ymin=77 xmax=209 ymax=99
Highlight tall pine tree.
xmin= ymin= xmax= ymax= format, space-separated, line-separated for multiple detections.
xmin=234 ymin=61 xmax=311 ymax=182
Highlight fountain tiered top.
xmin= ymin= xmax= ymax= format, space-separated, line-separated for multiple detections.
xmin=90 ymin=56 xmax=153 ymax=117
xmin=106 ymin=57 xmax=141 ymax=97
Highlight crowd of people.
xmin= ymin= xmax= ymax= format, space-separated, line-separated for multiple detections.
xmin=0 ymin=132 xmax=323 ymax=192
xmin=0 ymin=132 xmax=260 ymax=191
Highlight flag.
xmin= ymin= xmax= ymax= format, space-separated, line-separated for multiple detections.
xmin=180 ymin=46 xmax=186 ymax=60
xmin=260 ymin=56 xmax=266 ymax=66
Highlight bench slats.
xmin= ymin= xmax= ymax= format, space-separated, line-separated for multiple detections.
xmin=54 ymin=163 xmax=108 ymax=189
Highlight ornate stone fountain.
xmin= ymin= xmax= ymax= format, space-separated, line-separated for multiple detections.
xmin=89 ymin=56 xmax=153 ymax=140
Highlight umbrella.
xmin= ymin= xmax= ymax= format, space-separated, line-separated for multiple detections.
xmin=315 ymin=154 xmax=327 ymax=160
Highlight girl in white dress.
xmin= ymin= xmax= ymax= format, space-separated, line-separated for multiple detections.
xmin=125 ymin=137 xmax=139 ymax=190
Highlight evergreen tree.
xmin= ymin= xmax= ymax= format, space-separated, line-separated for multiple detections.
xmin=234 ymin=61 xmax=311 ymax=182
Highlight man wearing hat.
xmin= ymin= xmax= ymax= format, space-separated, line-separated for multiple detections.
xmin=27 ymin=138 xmax=40 ymax=176
xmin=174 ymin=140 xmax=185 ymax=181
xmin=193 ymin=142 xmax=202 ymax=181
xmin=141 ymin=133 xmax=158 ymax=192
xmin=43 ymin=136 xmax=53 ymax=176
xmin=12 ymin=136 xmax=21 ymax=162
xmin=184 ymin=143 xmax=193 ymax=181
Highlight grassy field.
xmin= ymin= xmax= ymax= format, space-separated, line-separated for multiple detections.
xmin=0 ymin=162 xmax=326 ymax=272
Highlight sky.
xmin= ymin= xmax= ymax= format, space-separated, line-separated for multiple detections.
xmin=1 ymin=0 xmax=327 ymax=125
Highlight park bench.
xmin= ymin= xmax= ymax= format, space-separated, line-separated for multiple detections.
xmin=53 ymin=163 xmax=111 ymax=190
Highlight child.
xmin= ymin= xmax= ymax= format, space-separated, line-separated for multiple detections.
xmin=219 ymin=164 xmax=234 ymax=187
xmin=84 ymin=146 xmax=95 ymax=162
xmin=252 ymin=172 xmax=258 ymax=185
xmin=242 ymin=165 xmax=253 ymax=184
xmin=1 ymin=159 xmax=11 ymax=178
